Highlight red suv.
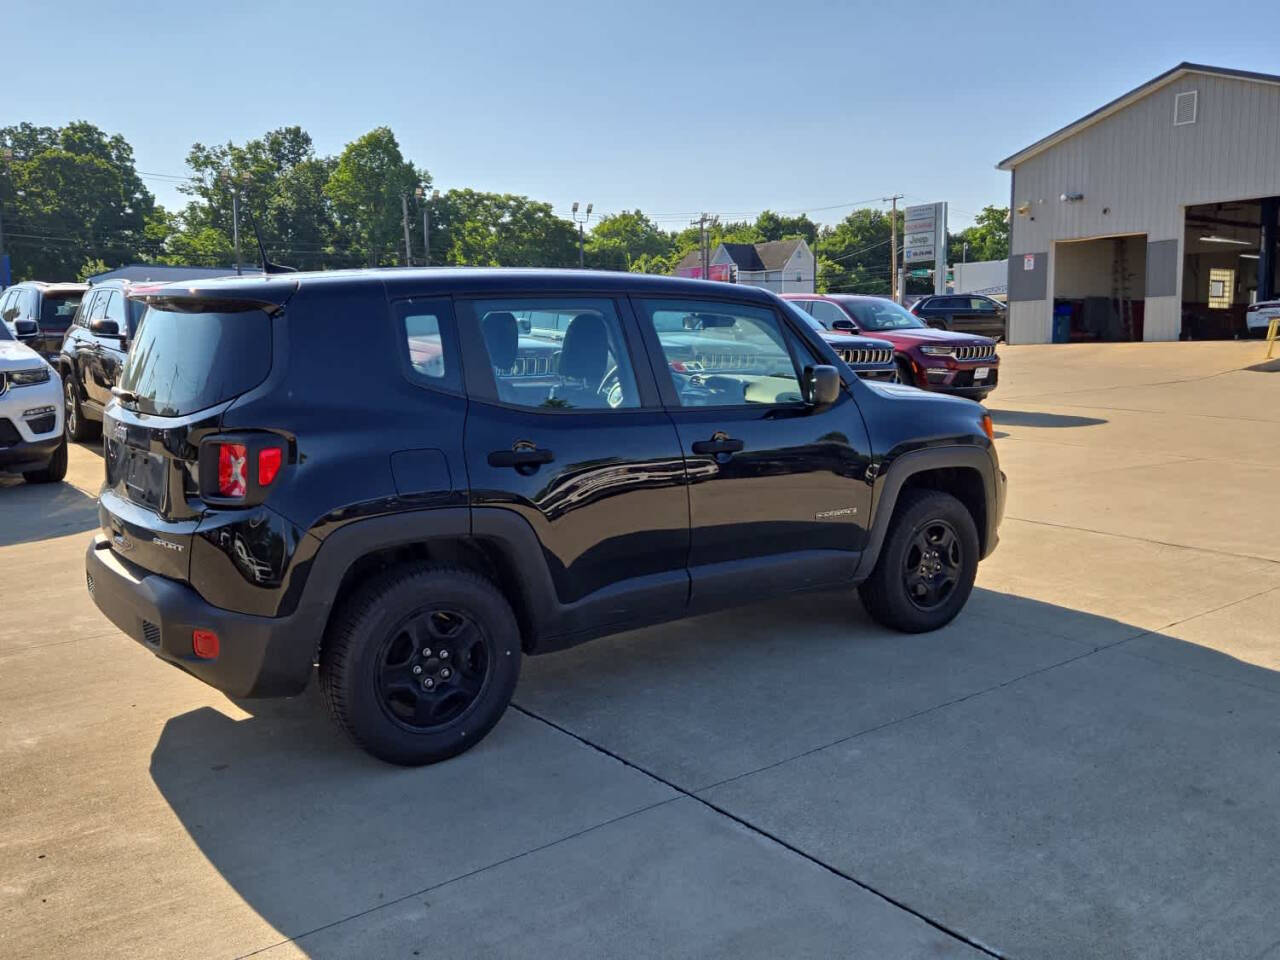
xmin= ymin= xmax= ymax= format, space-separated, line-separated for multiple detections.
xmin=783 ymin=294 xmax=999 ymax=401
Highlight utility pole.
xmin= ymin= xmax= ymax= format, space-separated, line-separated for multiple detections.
xmin=691 ymin=213 xmax=718 ymax=279
xmin=231 ymin=190 xmax=242 ymax=275
xmin=572 ymin=202 xmax=592 ymax=268
xmin=401 ymin=193 xmax=414 ymax=266
xmin=222 ymin=169 xmax=246 ymax=275
xmin=883 ymin=195 xmax=903 ymax=303
xmin=415 ymin=186 xmax=440 ymax=266
xmin=0 ymin=149 xmax=9 ymax=288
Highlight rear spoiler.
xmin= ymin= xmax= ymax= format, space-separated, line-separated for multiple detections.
xmin=128 ymin=277 xmax=298 ymax=315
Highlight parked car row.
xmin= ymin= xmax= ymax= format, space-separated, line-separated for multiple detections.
xmin=782 ymin=294 xmax=1000 ymax=400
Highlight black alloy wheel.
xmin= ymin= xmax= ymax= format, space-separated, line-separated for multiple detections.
xmin=320 ymin=565 xmax=522 ymax=765
xmin=377 ymin=608 xmax=490 ymax=730
xmin=902 ymin=518 xmax=962 ymax=611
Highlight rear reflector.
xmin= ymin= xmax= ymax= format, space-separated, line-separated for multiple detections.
xmin=217 ymin=443 xmax=248 ymax=497
xmin=258 ymin=446 xmax=283 ymax=486
xmin=192 ymin=629 xmax=219 ymax=659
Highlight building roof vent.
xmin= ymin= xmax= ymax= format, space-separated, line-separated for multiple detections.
xmin=1174 ymin=90 xmax=1198 ymax=126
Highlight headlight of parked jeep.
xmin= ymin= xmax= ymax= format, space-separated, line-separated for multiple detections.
xmin=919 ymin=345 xmax=954 ymax=357
xmin=8 ymin=366 xmax=52 ymax=386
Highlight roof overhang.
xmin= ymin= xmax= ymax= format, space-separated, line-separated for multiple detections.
xmin=996 ymin=62 xmax=1280 ymax=171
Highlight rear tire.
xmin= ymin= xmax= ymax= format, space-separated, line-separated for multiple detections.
xmin=64 ymin=375 xmax=100 ymax=442
xmin=319 ymin=565 xmax=522 ymax=765
xmin=858 ymin=489 xmax=979 ymax=633
xmin=23 ymin=434 xmax=68 ymax=484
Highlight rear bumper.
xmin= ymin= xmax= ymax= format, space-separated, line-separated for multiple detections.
xmin=85 ymin=534 xmax=315 ymax=697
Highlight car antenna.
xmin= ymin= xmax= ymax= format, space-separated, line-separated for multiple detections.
xmin=244 ymin=209 xmax=298 ymax=274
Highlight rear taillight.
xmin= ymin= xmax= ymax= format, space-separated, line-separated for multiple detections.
xmin=200 ymin=435 xmax=288 ymax=505
xmin=217 ymin=443 xmax=248 ymax=497
xmin=258 ymin=447 xmax=283 ymax=486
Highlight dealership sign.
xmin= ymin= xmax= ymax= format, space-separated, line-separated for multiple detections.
xmin=902 ymin=202 xmax=948 ymax=293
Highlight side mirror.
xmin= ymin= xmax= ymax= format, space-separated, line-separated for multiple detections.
xmin=805 ymin=364 xmax=841 ymax=407
xmin=831 ymin=318 xmax=856 ymax=333
xmin=90 ymin=319 xmax=120 ymax=337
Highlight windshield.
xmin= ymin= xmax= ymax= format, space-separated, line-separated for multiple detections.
xmin=41 ymin=293 xmax=83 ymax=327
xmin=842 ymin=298 xmax=927 ymax=331
xmin=119 ymin=304 xmax=272 ymax=416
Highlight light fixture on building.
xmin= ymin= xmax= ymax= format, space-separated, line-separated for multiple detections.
xmin=1199 ymin=235 xmax=1252 ymax=245
xmin=1060 ymin=192 xmax=1084 ymax=203
xmin=1016 ymin=202 xmax=1030 ymax=216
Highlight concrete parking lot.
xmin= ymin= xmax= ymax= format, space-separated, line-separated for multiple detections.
xmin=2 ymin=341 xmax=1278 ymax=959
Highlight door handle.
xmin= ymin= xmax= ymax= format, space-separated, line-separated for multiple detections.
xmin=487 ymin=448 xmax=555 ymax=469
xmin=691 ymin=437 xmax=744 ymax=455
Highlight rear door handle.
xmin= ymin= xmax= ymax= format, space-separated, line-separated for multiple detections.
xmin=691 ymin=437 xmax=744 ymax=455
xmin=487 ymin=448 xmax=555 ymax=468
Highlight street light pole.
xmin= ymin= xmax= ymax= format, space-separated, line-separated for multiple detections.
xmin=0 ymin=149 xmax=10 ymax=287
xmin=572 ymin=202 xmax=592 ymax=268
xmin=232 ymin=190 xmax=242 ymax=275
xmin=417 ymin=187 xmax=439 ymax=266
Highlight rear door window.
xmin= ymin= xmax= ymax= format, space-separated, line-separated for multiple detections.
xmin=119 ymin=303 xmax=273 ymax=416
xmin=465 ymin=298 xmax=641 ymax=411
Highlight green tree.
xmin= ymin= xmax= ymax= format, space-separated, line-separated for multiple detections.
xmin=325 ymin=127 xmax=426 ymax=267
xmin=947 ymin=206 xmax=1010 ymax=264
xmin=432 ymin=190 xmax=577 ymax=267
xmin=755 ymin=210 xmax=818 ymax=246
xmin=585 ymin=210 xmax=671 ymax=270
xmin=0 ymin=121 xmax=155 ymax=280
xmin=814 ymin=208 xmax=895 ymax=294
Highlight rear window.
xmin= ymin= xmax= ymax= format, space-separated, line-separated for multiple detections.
xmin=41 ymin=293 xmax=83 ymax=327
xmin=119 ymin=304 xmax=272 ymax=416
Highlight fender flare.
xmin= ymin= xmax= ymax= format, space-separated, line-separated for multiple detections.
xmin=854 ymin=444 xmax=998 ymax=579
xmin=288 ymin=506 xmax=559 ymax=655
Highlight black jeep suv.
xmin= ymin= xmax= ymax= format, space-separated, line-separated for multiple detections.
xmin=85 ymin=269 xmax=1005 ymax=765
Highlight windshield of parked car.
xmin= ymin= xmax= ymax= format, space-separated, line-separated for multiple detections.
xmin=842 ymin=298 xmax=927 ymax=331
xmin=41 ymin=293 xmax=84 ymax=327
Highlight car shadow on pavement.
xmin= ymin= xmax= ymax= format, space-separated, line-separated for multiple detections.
xmin=146 ymin=588 xmax=1280 ymax=959
xmin=988 ymin=409 xmax=1107 ymax=428
xmin=0 ymin=474 xmax=99 ymax=547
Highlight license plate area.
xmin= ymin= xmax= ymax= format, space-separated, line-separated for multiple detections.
xmin=973 ymin=366 xmax=990 ymax=381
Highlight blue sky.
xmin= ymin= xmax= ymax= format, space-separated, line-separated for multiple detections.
xmin=5 ymin=0 xmax=1278 ymax=231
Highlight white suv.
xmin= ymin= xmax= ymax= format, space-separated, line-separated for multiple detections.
xmin=0 ymin=319 xmax=66 ymax=483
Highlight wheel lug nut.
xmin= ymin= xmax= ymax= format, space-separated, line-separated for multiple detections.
xmin=422 ymin=648 xmax=432 ymax=658
xmin=412 ymin=665 xmax=423 ymax=675
xmin=439 ymin=667 xmax=452 ymax=679
xmin=422 ymin=678 xmax=435 ymax=690
xmin=439 ymin=649 xmax=450 ymax=660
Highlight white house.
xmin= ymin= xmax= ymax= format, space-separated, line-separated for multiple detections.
xmin=675 ymin=239 xmax=816 ymax=293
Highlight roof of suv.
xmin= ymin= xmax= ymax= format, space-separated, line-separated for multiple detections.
xmin=135 ymin=268 xmax=785 ymax=309
xmin=8 ymin=281 xmax=89 ymax=295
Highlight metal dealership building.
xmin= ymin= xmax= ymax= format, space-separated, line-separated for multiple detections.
xmin=999 ymin=63 xmax=1280 ymax=344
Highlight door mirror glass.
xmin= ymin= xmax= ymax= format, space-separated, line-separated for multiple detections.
xmin=831 ymin=318 xmax=856 ymax=332
xmin=805 ymin=365 xmax=841 ymax=406
xmin=90 ymin=319 xmax=120 ymax=337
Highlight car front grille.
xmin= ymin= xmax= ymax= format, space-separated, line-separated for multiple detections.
xmin=504 ymin=354 xmax=558 ymax=377
xmin=694 ymin=352 xmax=765 ymax=371
xmin=836 ymin=347 xmax=894 ymax=367
xmin=0 ymin=418 xmax=21 ymax=446
xmin=953 ymin=345 xmax=997 ymax=361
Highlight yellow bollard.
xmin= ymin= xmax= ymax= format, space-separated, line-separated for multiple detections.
xmin=1268 ymin=317 xmax=1280 ymax=360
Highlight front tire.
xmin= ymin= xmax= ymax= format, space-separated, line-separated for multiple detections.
xmin=24 ymin=433 xmax=68 ymax=484
xmin=320 ymin=565 xmax=522 ymax=765
xmin=64 ymin=375 xmax=99 ymax=442
xmin=858 ymin=489 xmax=979 ymax=632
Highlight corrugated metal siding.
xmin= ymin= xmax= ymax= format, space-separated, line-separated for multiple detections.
xmin=1011 ymin=73 xmax=1280 ymax=254
xmin=1007 ymin=72 xmax=1280 ymax=342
